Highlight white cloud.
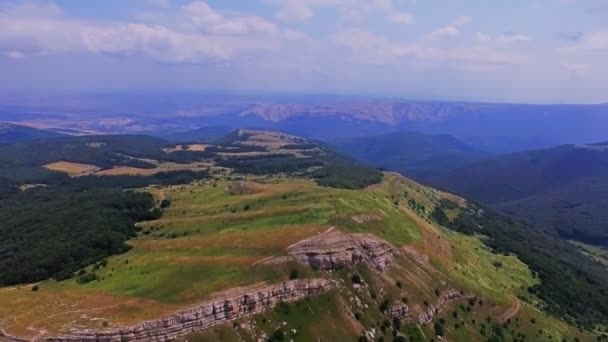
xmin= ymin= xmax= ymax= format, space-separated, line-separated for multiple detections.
xmin=476 ymin=32 xmax=532 ymax=46
xmin=475 ymin=32 xmax=492 ymax=44
xmin=283 ymin=29 xmax=307 ymax=41
xmin=333 ymin=27 xmax=527 ymax=67
xmin=388 ymin=11 xmax=414 ymax=25
xmin=180 ymin=2 xmax=278 ymax=35
xmin=453 ymin=16 xmax=472 ymax=27
xmin=428 ymin=16 xmax=472 ymax=39
xmin=5 ymin=50 xmax=25 ymax=60
xmin=429 ymin=26 xmax=460 ymax=38
xmin=268 ymin=0 xmax=411 ymax=23
xmin=561 ymin=62 xmax=591 ymax=75
xmin=0 ymin=1 xmax=290 ymax=63
xmin=146 ymin=0 xmax=173 ymax=9
xmin=575 ymin=30 xmax=608 ymax=51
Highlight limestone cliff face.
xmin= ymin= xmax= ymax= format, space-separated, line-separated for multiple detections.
xmin=2 ymin=279 xmax=331 ymax=342
xmin=287 ymin=229 xmax=399 ymax=272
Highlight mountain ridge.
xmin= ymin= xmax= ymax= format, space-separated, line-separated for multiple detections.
xmin=332 ymin=130 xmax=487 ymax=179
xmin=423 ymin=142 xmax=608 ymax=247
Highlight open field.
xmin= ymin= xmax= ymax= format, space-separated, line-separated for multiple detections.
xmin=43 ymin=161 xmax=101 ymax=176
xmin=163 ymin=144 xmax=210 ymax=153
xmin=0 ymin=175 xmax=420 ymax=337
xmin=571 ymin=241 xmax=608 ymax=269
xmin=95 ymin=162 xmax=210 ymax=176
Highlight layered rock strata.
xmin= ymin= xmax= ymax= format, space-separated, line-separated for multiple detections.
xmin=1 ymin=279 xmax=331 ymax=342
xmin=387 ymin=291 xmax=477 ymax=324
xmin=287 ymin=229 xmax=399 ymax=272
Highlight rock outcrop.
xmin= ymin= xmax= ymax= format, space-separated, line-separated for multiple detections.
xmin=287 ymin=229 xmax=398 ymax=272
xmin=1 ymin=279 xmax=331 ymax=342
xmin=387 ymin=291 xmax=476 ymax=324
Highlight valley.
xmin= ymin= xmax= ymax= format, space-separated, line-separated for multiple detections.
xmin=2 ymin=1 xmax=607 ymax=340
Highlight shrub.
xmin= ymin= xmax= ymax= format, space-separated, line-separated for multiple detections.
xmin=380 ymin=299 xmax=390 ymax=312
xmin=77 ymin=273 xmax=98 ymax=284
xmin=269 ymin=328 xmax=285 ymax=342
xmin=434 ymin=321 xmax=445 ymax=336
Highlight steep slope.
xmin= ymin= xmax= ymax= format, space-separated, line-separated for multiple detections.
xmin=0 ymin=122 xmax=65 ymax=144
xmin=333 ymin=131 xmax=487 ymax=179
xmin=424 ymin=142 xmax=608 ymax=246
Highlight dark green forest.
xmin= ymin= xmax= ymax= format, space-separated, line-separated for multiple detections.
xmin=0 ymin=186 xmax=158 ymax=285
xmin=425 ymin=143 xmax=608 ymax=247
xmin=433 ymin=201 xmax=608 ymax=329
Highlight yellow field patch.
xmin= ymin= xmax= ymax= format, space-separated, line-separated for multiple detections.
xmin=235 ymin=130 xmax=303 ymax=150
xmin=0 ymin=284 xmax=179 ymax=338
xmin=163 ymin=144 xmax=209 ymax=153
xmin=95 ymin=162 xmax=210 ymax=176
xmin=96 ymin=166 xmax=158 ymax=176
xmin=43 ymin=161 xmax=101 ymax=176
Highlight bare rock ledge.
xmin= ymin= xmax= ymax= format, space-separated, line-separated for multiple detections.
xmin=287 ymin=229 xmax=399 ymax=272
xmin=1 ymin=278 xmax=332 ymax=342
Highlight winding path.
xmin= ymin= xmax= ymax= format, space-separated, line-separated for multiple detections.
xmin=499 ymin=297 xmax=521 ymax=323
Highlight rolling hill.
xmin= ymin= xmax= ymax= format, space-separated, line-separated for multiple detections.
xmin=0 ymin=130 xmax=606 ymax=341
xmin=0 ymin=122 xmax=65 ymax=144
xmin=424 ymin=142 xmax=608 ymax=247
xmin=332 ymin=131 xmax=487 ymax=179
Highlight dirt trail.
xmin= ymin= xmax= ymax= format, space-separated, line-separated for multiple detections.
xmin=499 ymin=297 xmax=521 ymax=323
xmin=285 ymin=226 xmax=335 ymax=250
xmin=253 ymin=226 xmax=336 ymax=266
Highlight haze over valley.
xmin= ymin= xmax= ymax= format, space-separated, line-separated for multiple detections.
xmin=1 ymin=1 xmax=608 ymax=341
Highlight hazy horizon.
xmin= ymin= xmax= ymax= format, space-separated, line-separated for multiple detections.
xmin=1 ymin=0 xmax=608 ymax=104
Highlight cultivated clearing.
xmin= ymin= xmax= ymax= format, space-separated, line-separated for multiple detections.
xmin=43 ymin=161 xmax=101 ymax=176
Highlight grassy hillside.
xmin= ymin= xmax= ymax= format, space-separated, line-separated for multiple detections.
xmin=0 ymin=174 xmax=601 ymax=341
xmin=333 ymin=131 xmax=486 ymax=179
xmin=0 ymin=131 xmax=604 ymax=341
xmin=425 ymin=142 xmax=608 ymax=247
xmin=0 ymin=130 xmax=380 ymax=287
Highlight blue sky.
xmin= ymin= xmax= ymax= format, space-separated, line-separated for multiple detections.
xmin=0 ymin=0 xmax=607 ymax=103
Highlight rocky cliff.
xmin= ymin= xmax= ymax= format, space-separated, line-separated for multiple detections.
xmin=387 ymin=291 xmax=476 ymax=324
xmin=287 ymin=229 xmax=399 ymax=272
xmin=1 ymin=279 xmax=332 ymax=342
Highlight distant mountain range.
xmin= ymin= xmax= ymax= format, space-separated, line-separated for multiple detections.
xmin=332 ymin=131 xmax=487 ymax=179
xmin=5 ymin=96 xmax=608 ymax=154
xmin=231 ymin=100 xmax=608 ymax=153
xmin=422 ymin=142 xmax=608 ymax=247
